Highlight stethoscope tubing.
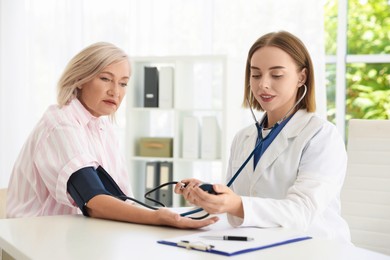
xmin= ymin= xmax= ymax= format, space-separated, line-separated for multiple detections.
xmin=180 ymin=85 xmax=307 ymax=218
xmin=180 ymin=123 xmax=263 ymax=217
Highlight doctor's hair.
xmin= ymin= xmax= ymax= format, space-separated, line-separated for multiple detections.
xmin=242 ymin=31 xmax=316 ymax=112
xmin=57 ymin=42 xmax=130 ymax=108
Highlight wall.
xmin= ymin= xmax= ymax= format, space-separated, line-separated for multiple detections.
xmin=0 ymin=0 xmax=325 ymax=188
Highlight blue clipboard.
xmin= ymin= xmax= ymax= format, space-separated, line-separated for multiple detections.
xmin=157 ymin=227 xmax=312 ymax=256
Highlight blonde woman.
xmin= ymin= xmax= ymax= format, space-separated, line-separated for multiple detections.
xmin=7 ymin=42 xmax=218 ymax=228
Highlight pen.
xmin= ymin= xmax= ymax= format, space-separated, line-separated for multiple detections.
xmin=201 ymin=235 xmax=254 ymax=241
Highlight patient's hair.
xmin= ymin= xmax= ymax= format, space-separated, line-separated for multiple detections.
xmin=57 ymin=42 xmax=130 ymax=107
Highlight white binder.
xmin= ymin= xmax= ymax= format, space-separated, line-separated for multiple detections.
xmin=201 ymin=116 xmax=220 ymax=159
xmin=158 ymin=66 xmax=174 ymax=108
xmin=182 ymin=116 xmax=200 ymax=159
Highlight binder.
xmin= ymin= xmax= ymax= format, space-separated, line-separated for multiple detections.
xmin=145 ymin=161 xmax=160 ymax=206
xmin=157 ymin=227 xmax=311 ymax=256
xmin=182 ymin=116 xmax=200 ymax=159
xmin=201 ymin=116 xmax=221 ymax=159
xmin=158 ymin=161 xmax=173 ymax=207
xmin=144 ymin=67 xmax=159 ymax=107
xmin=158 ymin=67 xmax=174 ymax=108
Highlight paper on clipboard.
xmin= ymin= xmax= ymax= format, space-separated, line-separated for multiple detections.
xmin=157 ymin=227 xmax=311 ymax=256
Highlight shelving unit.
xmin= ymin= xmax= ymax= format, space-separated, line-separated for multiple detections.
xmin=125 ymin=55 xmax=227 ymax=206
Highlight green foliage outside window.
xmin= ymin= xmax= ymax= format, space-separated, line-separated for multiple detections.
xmin=325 ymin=0 xmax=390 ymax=122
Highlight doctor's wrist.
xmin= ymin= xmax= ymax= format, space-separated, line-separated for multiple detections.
xmin=227 ymin=195 xmax=244 ymax=218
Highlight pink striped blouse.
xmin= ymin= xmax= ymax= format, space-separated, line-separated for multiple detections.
xmin=6 ymin=98 xmax=133 ymax=217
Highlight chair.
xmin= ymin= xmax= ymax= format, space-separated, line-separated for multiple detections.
xmin=0 ymin=188 xmax=7 ymax=219
xmin=0 ymin=188 xmax=14 ymax=259
xmin=341 ymin=119 xmax=390 ymax=255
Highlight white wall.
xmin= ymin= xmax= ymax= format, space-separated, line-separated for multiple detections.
xmin=0 ymin=0 xmax=325 ymax=188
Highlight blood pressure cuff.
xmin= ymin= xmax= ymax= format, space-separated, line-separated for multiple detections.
xmin=67 ymin=166 xmax=127 ymax=216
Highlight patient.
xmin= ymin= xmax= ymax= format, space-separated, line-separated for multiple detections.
xmin=6 ymin=42 xmax=218 ymax=228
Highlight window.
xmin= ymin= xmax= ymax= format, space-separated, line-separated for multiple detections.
xmin=324 ymin=0 xmax=390 ymax=138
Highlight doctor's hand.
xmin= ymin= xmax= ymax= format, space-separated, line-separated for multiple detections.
xmin=178 ymin=183 xmax=244 ymax=218
xmin=155 ymin=207 xmax=219 ymax=229
xmin=174 ymin=178 xmax=202 ymax=198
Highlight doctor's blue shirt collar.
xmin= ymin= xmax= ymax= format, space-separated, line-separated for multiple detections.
xmin=245 ymin=109 xmax=315 ymax=139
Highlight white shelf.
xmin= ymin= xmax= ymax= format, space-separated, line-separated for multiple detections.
xmin=125 ymin=55 xmax=227 ymax=206
xmin=130 ymin=156 xmax=222 ymax=163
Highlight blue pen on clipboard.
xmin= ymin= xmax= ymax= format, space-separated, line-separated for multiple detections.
xmin=201 ymin=235 xmax=254 ymax=241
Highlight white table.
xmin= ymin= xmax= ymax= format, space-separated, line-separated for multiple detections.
xmin=0 ymin=214 xmax=389 ymax=260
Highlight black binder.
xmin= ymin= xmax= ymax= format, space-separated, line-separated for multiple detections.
xmin=158 ymin=161 xmax=173 ymax=207
xmin=145 ymin=161 xmax=160 ymax=206
xmin=144 ymin=66 xmax=159 ymax=107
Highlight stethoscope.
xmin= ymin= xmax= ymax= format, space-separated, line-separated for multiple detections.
xmin=139 ymin=85 xmax=307 ymax=220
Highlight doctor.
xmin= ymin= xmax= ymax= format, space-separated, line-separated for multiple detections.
xmin=175 ymin=31 xmax=351 ymax=242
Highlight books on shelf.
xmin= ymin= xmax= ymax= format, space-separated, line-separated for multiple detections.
xmin=181 ymin=116 xmax=221 ymax=160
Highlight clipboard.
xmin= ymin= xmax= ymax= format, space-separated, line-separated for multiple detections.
xmin=157 ymin=227 xmax=311 ymax=256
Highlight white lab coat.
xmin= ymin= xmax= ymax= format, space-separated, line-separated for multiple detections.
xmin=226 ymin=109 xmax=351 ymax=242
